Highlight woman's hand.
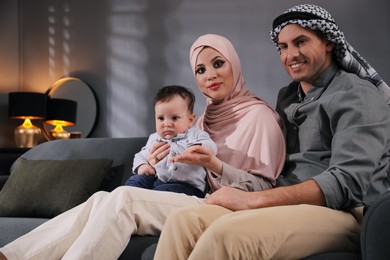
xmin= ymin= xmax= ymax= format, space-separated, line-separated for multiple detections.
xmin=169 ymin=145 xmax=222 ymax=174
xmin=147 ymin=141 xmax=170 ymax=167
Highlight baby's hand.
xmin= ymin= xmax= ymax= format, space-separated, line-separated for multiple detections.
xmin=147 ymin=141 xmax=170 ymax=167
xmin=137 ymin=164 xmax=156 ymax=177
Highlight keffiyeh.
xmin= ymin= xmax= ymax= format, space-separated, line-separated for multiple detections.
xmin=270 ymin=4 xmax=390 ymax=105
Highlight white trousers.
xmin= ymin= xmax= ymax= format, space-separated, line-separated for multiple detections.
xmin=1 ymin=186 xmax=202 ymax=260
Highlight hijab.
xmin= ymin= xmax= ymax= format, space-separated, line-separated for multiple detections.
xmin=270 ymin=4 xmax=390 ymax=105
xmin=190 ymin=34 xmax=285 ymax=188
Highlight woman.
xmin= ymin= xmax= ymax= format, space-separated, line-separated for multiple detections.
xmin=0 ymin=34 xmax=285 ymax=260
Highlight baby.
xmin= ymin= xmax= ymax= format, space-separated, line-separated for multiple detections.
xmin=125 ymin=85 xmax=217 ymax=198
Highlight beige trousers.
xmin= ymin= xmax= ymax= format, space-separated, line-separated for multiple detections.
xmin=1 ymin=186 xmax=202 ymax=260
xmin=154 ymin=204 xmax=361 ymax=260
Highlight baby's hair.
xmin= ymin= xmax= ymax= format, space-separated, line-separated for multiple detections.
xmin=154 ymin=85 xmax=195 ymax=113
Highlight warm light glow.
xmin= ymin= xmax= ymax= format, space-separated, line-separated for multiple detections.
xmin=53 ymin=124 xmax=65 ymax=132
xmin=12 ymin=115 xmax=45 ymax=120
xmin=45 ymin=119 xmax=75 ymax=127
xmin=14 ymin=119 xmax=42 ymax=148
xmin=48 ymin=122 xmax=71 ymax=140
xmin=21 ymin=118 xmax=34 ymax=128
xmin=50 ymin=126 xmax=70 ymax=139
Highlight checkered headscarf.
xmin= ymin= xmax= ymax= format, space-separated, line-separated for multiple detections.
xmin=270 ymin=4 xmax=390 ymax=105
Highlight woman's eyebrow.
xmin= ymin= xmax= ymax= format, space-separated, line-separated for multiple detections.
xmin=211 ymin=55 xmax=223 ymax=61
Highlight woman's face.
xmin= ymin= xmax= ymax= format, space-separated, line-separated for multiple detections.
xmin=194 ymin=47 xmax=234 ymax=102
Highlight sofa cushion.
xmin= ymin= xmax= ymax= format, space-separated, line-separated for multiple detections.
xmin=17 ymin=137 xmax=149 ymax=186
xmin=0 ymin=217 xmax=48 ymax=247
xmin=100 ymin=164 xmax=125 ymax=192
xmin=0 ymin=158 xmax=113 ymax=218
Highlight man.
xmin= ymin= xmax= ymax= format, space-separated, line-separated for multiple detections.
xmin=153 ymin=4 xmax=390 ymax=259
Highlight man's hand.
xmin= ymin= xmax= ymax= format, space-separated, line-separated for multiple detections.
xmin=205 ymin=180 xmax=326 ymax=212
xmin=204 ymin=186 xmax=256 ymax=211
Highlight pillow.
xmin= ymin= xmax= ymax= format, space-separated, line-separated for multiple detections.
xmin=0 ymin=158 xmax=113 ymax=218
xmin=100 ymin=164 xmax=125 ymax=192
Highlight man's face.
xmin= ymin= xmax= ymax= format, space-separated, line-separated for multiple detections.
xmin=277 ymin=24 xmax=334 ymax=90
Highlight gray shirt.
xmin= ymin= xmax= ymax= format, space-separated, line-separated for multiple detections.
xmin=132 ymin=126 xmax=217 ymax=192
xmin=277 ymin=63 xmax=390 ymax=210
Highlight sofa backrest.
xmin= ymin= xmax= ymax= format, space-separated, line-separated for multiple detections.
xmin=15 ymin=137 xmax=148 ymax=191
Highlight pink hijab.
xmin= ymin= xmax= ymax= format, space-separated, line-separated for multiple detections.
xmin=190 ymin=34 xmax=285 ymax=187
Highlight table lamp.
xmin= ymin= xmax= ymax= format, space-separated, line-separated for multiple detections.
xmin=8 ymin=92 xmax=47 ymax=148
xmin=45 ymin=98 xmax=77 ymax=140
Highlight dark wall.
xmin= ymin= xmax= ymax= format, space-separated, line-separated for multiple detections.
xmin=0 ymin=0 xmax=389 ymax=147
xmin=0 ymin=0 xmax=20 ymax=147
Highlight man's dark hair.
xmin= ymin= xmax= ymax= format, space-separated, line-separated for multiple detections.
xmin=313 ymin=29 xmax=326 ymax=40
xmin=153 ymin=85 xmax=195 ymax=113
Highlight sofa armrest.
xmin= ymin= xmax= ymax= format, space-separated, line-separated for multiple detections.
xmin=361 ymin=190 xmax=390 ymax=260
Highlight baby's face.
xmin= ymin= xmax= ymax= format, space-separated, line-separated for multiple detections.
xmin=155 ymin=95 xmax=195 ymax=139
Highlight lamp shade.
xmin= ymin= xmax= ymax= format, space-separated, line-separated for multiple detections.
xmin=45 ymin=98 xmax=77 ymax=126
xmin=8 ymin=92 xmax=47 ymax=119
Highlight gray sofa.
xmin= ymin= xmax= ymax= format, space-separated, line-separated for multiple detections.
xmin=0 ymin=137 xmax=158 ymax=260
xmin=0 ymin=137 xmax=389 ymax=259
